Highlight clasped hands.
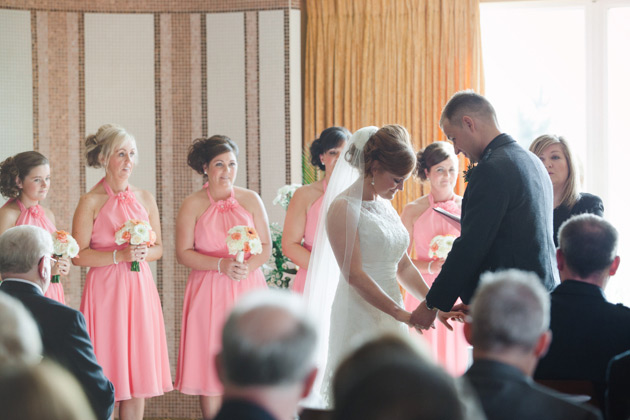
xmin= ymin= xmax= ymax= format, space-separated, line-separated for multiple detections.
xmin=218 ymin=258 xmax=249 ymax=282
xmin=406 ymin=301 xmax=468 ymax=332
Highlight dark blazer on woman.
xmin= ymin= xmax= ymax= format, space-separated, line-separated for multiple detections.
xmin=0 ymin=281 xmax=115 ymax=420
xmin=553 ymin=192 xmax=604 ymax=246
xmin=426 ymin=134 xmax=559 ymax=310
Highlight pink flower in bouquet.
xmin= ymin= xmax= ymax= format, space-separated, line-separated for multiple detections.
xmin=226 ymin=225 xmax=263 ymax=266
xmin=428 ymin=235 xmax=456 ymax=260
xmin=51 ymin=230 xmax=79 ymax=283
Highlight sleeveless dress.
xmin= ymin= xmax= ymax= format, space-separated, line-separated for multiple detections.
xmin=175 ymin=185 xmax=267 ymax=396
xmin=404 ymin=194 xmax=469 ymax=375
xmin=291 ymin=181 xmax=326 ymax=293
xmin=321 ymin=196 xmax=409 ymax=406
xmin=80 ymin=179 xmax=172 ymax=401
xmin=3 ymin=198 xmax=64 ymax=303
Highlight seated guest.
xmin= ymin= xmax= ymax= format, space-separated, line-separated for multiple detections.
xmin=606 ymin=350 xmax=630 ymax=420
xmin=215 ymin=289 xmax=318 ymax=420
xmin=0 ymin=225 xmax=115 ymax=420
xmin=0 ymin=291 xmax=42 ymax=366
xmin=0 ymin=361 xmax=96 ymax=420
xmin=534 ymin=214 xmax=630 ymax=404
xmin=333 ymin=334 xmax=483 ymax=420
xmin=529 ymin=134 xmax=604 ymax=246
xmin=465 ymin=269 xmax=601 ymax=420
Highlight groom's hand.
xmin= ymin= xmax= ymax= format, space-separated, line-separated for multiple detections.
xmin=410 ymin=300 xmax=438 ymax=330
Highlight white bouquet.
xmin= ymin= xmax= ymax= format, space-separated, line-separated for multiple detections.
xmin=114 ymin=219 xmax=156 ymax=272
xmin=272 ymin=184 xmax=301 ymax=211
xmin=51 ymin=230 xmax=80 ymax=283
xmin=428 ymin=235 xmax=456 ymax=260
xmin=226 ymin=225 xmax=263 ymax=264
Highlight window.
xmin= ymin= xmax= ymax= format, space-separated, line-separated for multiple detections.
xmin=481 ymin=0 xmax=630 ymax=304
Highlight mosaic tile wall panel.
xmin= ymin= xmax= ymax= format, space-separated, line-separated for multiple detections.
xmin=0 ymin=1 xmax=302 ymax=418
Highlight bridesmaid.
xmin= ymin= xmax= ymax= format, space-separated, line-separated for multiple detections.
xmin=0 ymin=151 xmax=70 ymax=303
xmin=400 ymin=142 xmax=468 ymax=375
xmin=282 ymin=127 xmax=350 ymax=293
xmin=72 ymin=124 xmax=172 ymax=420
xmin=175 ymin=135 xmax=271 ymax=419
xmin=529 ymin=134 xmax=604 ymax=246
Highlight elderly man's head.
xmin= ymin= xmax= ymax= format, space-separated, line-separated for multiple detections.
xmin=468 ymin=269 xmax=550 ymax=354
xmin=218 ymin=289 xmax=317 ymax=389
xmin=0 ymin=292 xmax=42 ymax=366
xmin=0 ymin=225 xmax=54 ymax=289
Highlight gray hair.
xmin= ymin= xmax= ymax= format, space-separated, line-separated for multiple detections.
xmin=0 ymin=225 xmax=53 ymax=275
xmin=470 ymin=269 xmax=550 ymax=352
xmin=221 ymin=289 xmax=317 ymax=386
xmin=0 ymin=292 xmax=42 ymax=366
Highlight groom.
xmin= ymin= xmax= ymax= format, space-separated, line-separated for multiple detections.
xmin=410 ymin=91 xmax=558 ymax=330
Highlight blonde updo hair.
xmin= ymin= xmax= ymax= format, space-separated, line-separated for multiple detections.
xmin=0 ymin=151 xmax=49 ymax=199
xmin=415 ymin=142 xmax=457 ymax=181
xmin=346 ymin=124 xmax=416 ymax=177
xmin=85 ymin=124 xmax=137 ymax=169
xmin=529 ymin=134 xmax=579 ymax=209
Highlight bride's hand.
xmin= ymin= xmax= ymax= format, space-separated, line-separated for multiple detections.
xmin=437 ymin=309 xmax=466 ymax=331
xmin=394 ymin=308 xmax=412 ymax=325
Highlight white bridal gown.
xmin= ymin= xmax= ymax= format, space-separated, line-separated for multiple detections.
xmin=321 ymin=195 xmax=410 ymax=406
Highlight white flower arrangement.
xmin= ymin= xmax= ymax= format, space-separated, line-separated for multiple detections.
xmin=114 ymin=219 xmax=156 ymax=271
xmin=272 ymin=184 xmax=302 ymax=211
xmin=226 ymin=225 xmax=263 ymax=264
xmin=51 ymin=230 xmax=80 ymax=283
xmin=428 ymin=235 xmax=456 ymax=260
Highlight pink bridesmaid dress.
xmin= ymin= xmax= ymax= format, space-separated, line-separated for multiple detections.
xmin=80 ymin=179 xmax=172 ymax=401
xmin=175 ymin=185 xmax=266 ymax=396
xmin=291 ymin=181 xmax=326 ymax=294
xmin=404 ymin=194 xmax=469 ymax=375
xmin=3 ymin=198 xmax=64 ymax=304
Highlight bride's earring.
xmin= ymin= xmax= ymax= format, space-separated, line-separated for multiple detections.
xmin=371 ymin=176 xmax=375 ymax=186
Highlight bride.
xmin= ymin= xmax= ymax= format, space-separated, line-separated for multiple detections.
xmin=303 ymin=125 xmax=461 ymax=407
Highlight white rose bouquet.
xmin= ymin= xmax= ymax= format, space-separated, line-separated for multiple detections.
xmin=272 ymin=184 xmax=302 ymax=211
xmin=51 ymin=230 xmax=79 ymax=283
xmin=226 ymin=225 xmax=263 ymax=264
xmin=428 ymin=235 xmax=456 ymax=260
xmin=115 ymin=219 xmax=157 ymax=272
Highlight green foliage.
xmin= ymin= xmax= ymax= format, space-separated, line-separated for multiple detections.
xmin=265 ymin=222 xmax=297 ymax=289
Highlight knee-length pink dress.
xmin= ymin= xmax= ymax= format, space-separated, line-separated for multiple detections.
xmin=175 ymin=185 xmax=267 ymax=396
xmin=291 ymin=181 xmax=326 ymax=294
xmin=3 ymin=198 xmax=64 ymax=304
xmin=404 ymin=194 xmax=469 ymax=375
xmin=80 ymin=179 xmax=172 ymax=401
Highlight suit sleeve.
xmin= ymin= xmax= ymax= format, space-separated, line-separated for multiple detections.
xmin=426 ymin=163 xmax=509 ymax=310
xmin=57 ymin=311 xmax=115 ymax=420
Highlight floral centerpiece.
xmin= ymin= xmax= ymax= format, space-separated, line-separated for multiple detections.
xmin=226 ymin=225 xmax=263 ymax=264
xmin=51 ymin=230 xmax=79 ymax=283
xmin=115 ymin=219 xmax=156 ymax=272
xmin=272 ymin=184 xmax=301 ymax=211
xmin=428 ymin=234 xmax=456 ymax=260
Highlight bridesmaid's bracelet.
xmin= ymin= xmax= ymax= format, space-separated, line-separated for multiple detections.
xmin=217 ymin=258 xmax=223 ymax=274
xmin=112 ymin=250 xmax=118 ymax=265
xmin=428 ymin=260 xmax=434 ymax=275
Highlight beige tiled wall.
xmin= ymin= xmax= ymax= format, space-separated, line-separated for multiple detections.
xmin=0 ymin=1 xmax=302 ymax=418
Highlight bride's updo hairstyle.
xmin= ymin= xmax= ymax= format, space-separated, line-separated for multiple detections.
xmin=309 ymin=127 xmax=351 ymax=171
xmin=346 ymin=124 xmax=416 ymax=177
xmin=187 ymin=135 xmax=239 ymax=180
xmin=0 ymin=151 xmax=49 ymax=199
xmin=85 ymin=124 xmax=137 ymax=169
xmin=415 ymin=142 xmax=456 ymax=181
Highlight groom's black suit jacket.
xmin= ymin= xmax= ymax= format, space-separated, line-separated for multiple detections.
xmin=426 ymin=134 xmax=559 ymax=310
xmin=0 ymin=280 xmax=115 ymax=420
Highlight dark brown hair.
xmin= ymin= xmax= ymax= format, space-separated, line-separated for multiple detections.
xmin=187 ymin=135 xmax=239 ymax=178
xmin=0 ymin=151 xmax=49 ymax=199
xmin=416 ymin=141 xmax=456 ymax=181
xmin=309 ymin=126 xmax=351 ymax=171
xmin=347 ymin=124 xmax=416 ymax=177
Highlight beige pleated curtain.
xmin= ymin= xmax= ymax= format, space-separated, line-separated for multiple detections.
xmin=304 ymin=0 xmax=484 ymax=210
